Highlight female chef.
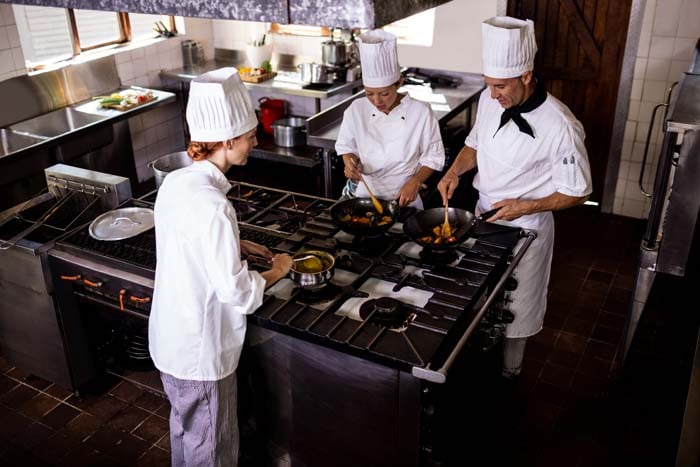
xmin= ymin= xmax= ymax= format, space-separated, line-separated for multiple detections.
xmin=336 ymin=30 xmax=445 ymax=208
xmin=149 ymin=67 xmax=293 ymax=467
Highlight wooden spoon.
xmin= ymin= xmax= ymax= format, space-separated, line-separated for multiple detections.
xmin=441 ymin=204 xmax=452 ymax=238
xmin=358 ymin=174 xmax=384 ymax=215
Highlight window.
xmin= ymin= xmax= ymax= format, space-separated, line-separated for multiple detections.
xmin=382 ymin=8 xmax=436 ymax=47
xmin=12 ymin=5 xmax=176 ymax=69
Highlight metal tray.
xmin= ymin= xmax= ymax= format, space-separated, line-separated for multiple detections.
xmin=89 ymin=207 xmax=154 ymax=241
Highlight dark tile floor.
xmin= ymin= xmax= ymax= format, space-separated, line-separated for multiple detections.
xmin=0 ymin=205 xmax=697 ymax=467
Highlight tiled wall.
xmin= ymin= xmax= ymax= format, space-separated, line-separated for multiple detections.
xmin=0 ymin=3 xmax=26 ymax=82
xmin=613 ymin=0 xmax=700 ymax=218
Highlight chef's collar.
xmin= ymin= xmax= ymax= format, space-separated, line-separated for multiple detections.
xmin=494 ymin=78 xmax=547 ymax=138
xmin=370 ymin=94 xmax=409 ymax=120
xmin=193 ymin=159 xmax=233 ymax=193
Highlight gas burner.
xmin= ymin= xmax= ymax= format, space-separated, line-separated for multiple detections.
xmin=359 ymin=297 xmax=410 ymax=330
xmin=295 ymin=283 xmax=344 ymax=306
xmin=418 ymin=248 xmax=459 ymax=265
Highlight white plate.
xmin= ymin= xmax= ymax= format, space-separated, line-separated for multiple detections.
xmin=89 ymin=207 xmax=154 ymax=241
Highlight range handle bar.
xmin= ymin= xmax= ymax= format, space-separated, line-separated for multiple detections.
xmin=412 ymin=230 xmax=537 ymax=384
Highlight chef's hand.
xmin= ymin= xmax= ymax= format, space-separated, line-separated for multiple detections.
xmin=270 ymin=253 xmax=293 ymax=275
xmin=241 ymin=240 xmax=272 ymax=261
xmin=397 ymin=178 xmax=421 ymax=207
xmin=343 ymin=154 xmax=363 ymax=181
xmin=488 ymin=199 xmax=534 ymax=222
xmin=437 ymin=171 xmax=459 ymax=206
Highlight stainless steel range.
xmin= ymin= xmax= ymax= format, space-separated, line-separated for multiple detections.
xmin=48 ymin=182 xmax=534 ymax=466
xmin=0 ymin=164 xmax=131 ymax=388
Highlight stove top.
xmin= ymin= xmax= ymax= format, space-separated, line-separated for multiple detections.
xmin=53 ymin=182 xmax=524 ymax=375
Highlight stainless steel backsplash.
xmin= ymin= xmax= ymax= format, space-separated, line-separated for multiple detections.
xmin=0 ymin=56 xmax=121 ymax=128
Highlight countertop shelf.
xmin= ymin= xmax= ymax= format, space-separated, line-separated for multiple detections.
xmin=251 ymin=130 xmax=322 ymax=168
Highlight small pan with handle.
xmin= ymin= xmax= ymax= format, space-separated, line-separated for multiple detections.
xmin=403 ymin=207 xmax=501 ymax=250
xmin=330 ymin=197 xmax=399 ymax=237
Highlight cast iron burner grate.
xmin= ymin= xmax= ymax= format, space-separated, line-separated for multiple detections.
xmin=418 ymin=248 xmax=459 ymax=265
xmin=295 ymin=283 xmax=344 ymax=306
xmin=67 ymin=229 xmax=157 ymax=270
xmin=359 ymin=297 xmax=411 ymax=330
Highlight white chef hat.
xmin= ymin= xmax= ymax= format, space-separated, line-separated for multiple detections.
xmin=358 ymin=30 xmax=401 ymax=88
xmin=482 ymin=16 xmax=537 ymax=79
xmin=186 ymin=67 xmax=258 ymax=142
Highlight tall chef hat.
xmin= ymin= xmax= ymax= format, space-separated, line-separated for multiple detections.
xmin=186 ymin=67 xmax=258 ymax=142
xmin=482 ymin=16 xmax=537 ymax=79
xmin=358 ymin=30 xmax=401 ymax=88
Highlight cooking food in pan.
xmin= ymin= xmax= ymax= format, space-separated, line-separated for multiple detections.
xmin=330 ymin=198 xmax=399 ymax=236
xmin=416 ymin=223 xmax=460 ymax=245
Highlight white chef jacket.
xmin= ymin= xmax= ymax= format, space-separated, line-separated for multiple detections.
xmin=466 ymin=88 xmax=592 ymax=337
xmin=335 ymin=95 xmax=445 ymax=208
xmin=149 ymin=160 xmax=265 ymax=381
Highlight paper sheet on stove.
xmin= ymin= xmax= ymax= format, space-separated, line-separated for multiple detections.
xmin=336 ymin=277 xmax=433 ymax=321
xmin=395 ymin=242 xmax=466 ymax=263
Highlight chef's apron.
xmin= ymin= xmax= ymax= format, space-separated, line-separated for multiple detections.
xmin=477 ymin=194 xmax=554 ymax=339
xmin=354 ymin=107 xmax=424 ymax=209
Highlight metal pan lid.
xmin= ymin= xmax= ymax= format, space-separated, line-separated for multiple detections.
xmin=89 ymin=207 xmax=154 ymax=241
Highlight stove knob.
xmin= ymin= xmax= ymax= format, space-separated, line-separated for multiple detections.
xmin=505 ymin=277 xmax=518 ymax=291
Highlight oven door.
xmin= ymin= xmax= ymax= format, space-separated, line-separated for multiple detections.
xmin=49 ymin=250 xmax=154 ymax=389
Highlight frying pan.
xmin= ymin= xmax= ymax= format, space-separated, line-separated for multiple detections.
xmin=403 ymin=207 xmax=501 ymax=251
xmin=330 ymin=198 xmax=399 ymax=236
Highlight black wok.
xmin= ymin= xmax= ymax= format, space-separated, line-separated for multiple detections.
xmin=330 ymin=197 xmax=399 ymax=236
xmin=403 ymin=207 xmax=500 ymax=251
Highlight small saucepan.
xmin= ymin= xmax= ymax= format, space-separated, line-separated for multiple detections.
xmin=403 ymin=207 xmax=501 ymax=251
xmin=330 ymin=197 xmax=399 ymax=237
xmin=289 ymin=250 xmax=335 ymax=288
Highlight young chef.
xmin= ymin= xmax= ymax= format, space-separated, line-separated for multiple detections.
xmin=336 ymin=30 xmax=445 ymax=208
xmin=149 ymin=67 xmax=293 ymax=467
xmin=438 ymin=17 xmax=592 ymax=378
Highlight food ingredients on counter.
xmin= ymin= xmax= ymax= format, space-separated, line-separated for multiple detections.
xmin=94 ymin=90 xmax=155 ymax=109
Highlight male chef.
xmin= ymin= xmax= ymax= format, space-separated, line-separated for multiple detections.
xmin=438 ymin=16 xmax=592 ymax=378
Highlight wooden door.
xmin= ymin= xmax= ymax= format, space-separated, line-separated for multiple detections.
xmin=508 ymin=0 xmax=633 ymax=204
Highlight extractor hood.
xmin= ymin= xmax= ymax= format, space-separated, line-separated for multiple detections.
xmin=5 ymin=0 xmax=451 ymax=28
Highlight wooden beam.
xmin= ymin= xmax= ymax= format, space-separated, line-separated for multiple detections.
xmin=558 ymin=0 xmax=601 ymax=69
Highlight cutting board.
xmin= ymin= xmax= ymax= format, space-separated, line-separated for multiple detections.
xmin=240 ymin=71 xmax=277 ymax=83
xmin=101 ymin=95 xmax=157 ymax=111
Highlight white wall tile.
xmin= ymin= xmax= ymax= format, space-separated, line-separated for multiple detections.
xmin=669 ymin=60 xmax=690 ymax=81
xmin=672 ymin=37 xmax=696 ymax=60
xmin=652 ymin=0 xmax=682 ymax=35
xmin=624 ymin=120 xmax=637 ymax=142
xmin=641 ymin=80 xmax=666 ymax=102
xmin=633 ymin=57 xmax=647 ymax=79
xmin=649 ymin=35 xmax=675 ymax=59
xmin=631 ymin=79 xmax=643 ymax=100
xmin=627 ymin=99 xmax=640 ymax=121
xmin=637 ymin=100 xmax=656 ymax=124
xmin=621 ymin=199 xmax=646 ymax=219
xmin=644 ymin=58 xmax=670 ymax=81
xmin=678 ymin=0 xmax=700 ymax=37
xmin=613 ymin=197 xmax=623 ymax=215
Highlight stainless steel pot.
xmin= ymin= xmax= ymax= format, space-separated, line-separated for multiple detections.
xmin=321 ymin=40 xmax=350 ymax=66
xmin=298 ymin=63 xmax=334 ymax=85
xmin=148 ymin=151 xmax=193 ymax=187
xmin=289 ymin=250 xmax=335 ymax=288
xmin=271 ymin=117 xmax=307 ymax=147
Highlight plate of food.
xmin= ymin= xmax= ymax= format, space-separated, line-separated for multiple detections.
xmin=94 ymin=89 xmax=156 ymax=111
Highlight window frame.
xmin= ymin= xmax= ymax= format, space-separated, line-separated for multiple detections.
xmin=25 ymin=8 xmax=177 ymax=69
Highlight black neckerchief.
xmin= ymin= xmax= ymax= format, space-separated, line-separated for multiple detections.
xmin=494 ymin=79 xmax=547 ymax=139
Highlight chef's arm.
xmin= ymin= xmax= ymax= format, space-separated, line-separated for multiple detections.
xmin=260 ymin=254 xmax=293 ymax=287
xmin=437 ymin=145 xmax=477 ymax=205
xmin=489 ymin=192 xmax=590 ymax=222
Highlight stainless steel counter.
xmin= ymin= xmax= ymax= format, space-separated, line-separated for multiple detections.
xmin=161 ymin=60 xmax=361 ymax=101
xmin=1 ymin=88 xmax=175 ymax=163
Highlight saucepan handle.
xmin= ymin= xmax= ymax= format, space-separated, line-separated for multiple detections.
xmin=477 ymin=208 xmax=501 ymax=222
